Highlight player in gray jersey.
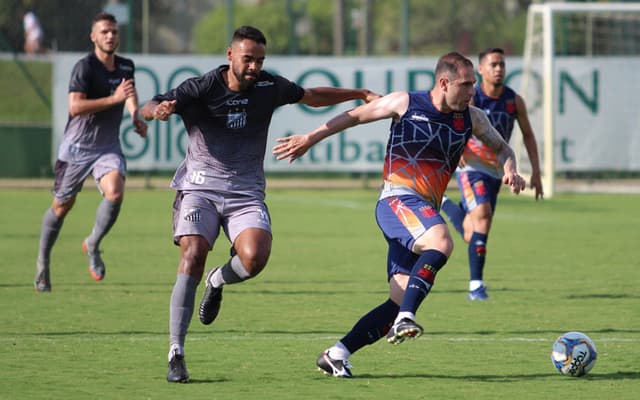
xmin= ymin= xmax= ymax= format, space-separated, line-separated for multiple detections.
xmin=34 ymin=13 xmax=147 ymax=292
xmin=141 ymin=25 xmax=379 ymax=383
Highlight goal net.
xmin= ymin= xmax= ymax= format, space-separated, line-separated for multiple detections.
xmin=517 ymin=2 xmax=640 ymax=197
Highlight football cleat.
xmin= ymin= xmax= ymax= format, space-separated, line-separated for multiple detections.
xmin=316 ymin=350 xmax=353 ymax=378
xmin=386 ymin=318 xmax=424 ymax=345
xmin=34 ymin=260 xmax=51 ymax=292
xmin=83 ymin=239 xmax=105 ymax=281
xmin=167 ymin=352 xmax=189 ymax=383
xmin=198 ymin=268 xmax=223 ymax=325
xmin=468 ymin=285 xmax=489 ymax=301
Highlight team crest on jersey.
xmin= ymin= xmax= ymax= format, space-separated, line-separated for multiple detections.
xmin=255 ymin=80 xmax=274 ymax=87
xmin=473 ymin=180 xmax=487 ymax=196
xmin=506 ymin=99 xmax=516 ymax=114
xmin=227 ymin=108 xmax=247 ymax=129
xmin=418 ymin=205 xmax=436 ymax=218
xmin=183 ymin=208 xmax=201 ymax=223
xmin=452 ymin=112 xmax=465 ymax=131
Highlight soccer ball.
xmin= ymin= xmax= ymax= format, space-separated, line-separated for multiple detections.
xmin=551 ymin=331 xmax=597 ymax=377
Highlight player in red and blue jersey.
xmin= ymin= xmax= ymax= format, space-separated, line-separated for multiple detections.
xmin=274 ymin=52 xmax=526 ymax=378
xmin=441 ymin=48 xmax=543 ymax=301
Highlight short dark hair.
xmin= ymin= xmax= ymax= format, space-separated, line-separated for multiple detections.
xmin=478 ymin=47 xmax=504 ymax=63
xmin=232 ymin=26 xmax=267 ymax=46
xmin=92 ymin=12 xmax=117 ymax=27
xmin=435 ymin=52 xmax=474 ymax=79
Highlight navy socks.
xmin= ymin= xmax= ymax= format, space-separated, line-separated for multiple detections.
xmin=399 ymin=249 xmax=448 ymax=314
xmin=341 ymin=299 xmax=399 ymax=353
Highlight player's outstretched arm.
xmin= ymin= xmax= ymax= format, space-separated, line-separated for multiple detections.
xmin=274 ymin=91 xmax=406 ymax=163
xmin=469 ymin=105 xmax=526 ymax=194
xmin=299 ymin=87 xmax=381 ymax=107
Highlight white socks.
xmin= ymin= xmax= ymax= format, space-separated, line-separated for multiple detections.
xmin=328 ymin=341 xmax=351 ymax=360
xmin=394 ymin=311 xmax=416 ymax=324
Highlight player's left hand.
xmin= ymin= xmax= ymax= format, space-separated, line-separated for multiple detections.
xmin=363 ymin=89 xmax=383 ymax=103
xmin=503 ymin=172 xmax=526 ymax=194
xmin=529 ymin=172 xmax=544 ymax=200
xmin=273 ymin=134 xmax=312 ymax=163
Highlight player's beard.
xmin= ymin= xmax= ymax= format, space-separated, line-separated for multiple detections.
xmin=96 ymin=41 xmax=118 ymax=55
xmin=232 ymin=66 xmax=258 ymax=90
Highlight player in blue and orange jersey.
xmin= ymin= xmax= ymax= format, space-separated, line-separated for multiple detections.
xmin=274 ymin=52 xmax=526 ymax=378
xmin=441 ymin=48 xmax=543 ymax=301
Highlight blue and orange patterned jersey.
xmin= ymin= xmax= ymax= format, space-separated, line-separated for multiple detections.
xmin=380 ymin=90 xmax=473 ymax=209
xmin=461 ymin=85 xmax=517 ymax=178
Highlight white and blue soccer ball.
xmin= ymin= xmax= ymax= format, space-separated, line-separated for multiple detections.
xmin=551 ymin=331 xmax=597 ymax=377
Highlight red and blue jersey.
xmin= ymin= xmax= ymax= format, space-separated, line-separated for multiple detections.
xmin=380 ymin=90 xmax=473 ymax=209
xmin=461 ymin=85 xmax=517 ymax=178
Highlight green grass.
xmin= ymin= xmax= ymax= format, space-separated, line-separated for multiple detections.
xmin=0 ymin=60 xmax=52 ymax=125
xmin=1 ymin=187 xmax=639 ymax=399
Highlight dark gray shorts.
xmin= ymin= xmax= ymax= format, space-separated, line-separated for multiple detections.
xmin=52 ymin=152 xmax=126 ymax=202
xmin=172 ymin=190 xmax=271 ymax=248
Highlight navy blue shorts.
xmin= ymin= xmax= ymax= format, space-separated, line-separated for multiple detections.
xmin=375 ymin=195 xmax=445 ymax=278
xmin=455 ymin=170 xmax=502 ymax=213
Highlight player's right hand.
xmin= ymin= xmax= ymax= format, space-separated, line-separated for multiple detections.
xmin=112 ymin=78 xmax=136 ymax=103
xmin=153 ymin=100 xmax=177 ymax=121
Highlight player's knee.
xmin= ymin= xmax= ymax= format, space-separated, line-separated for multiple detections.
xmin=238 ymin=248 xmax=270 ymax=277
xmin=104 ymin=191 xmax=124 ymax=203
xmin=179 ymin=238 xmax=209 ymax=277
xmin=52 ymin=198 xmax=74 ymax=218
xmin=413 ymin=237 xmax=453 ymax=257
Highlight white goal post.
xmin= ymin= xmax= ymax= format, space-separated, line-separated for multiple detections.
xmin=517 ymin=2 xmax=640 ymax=197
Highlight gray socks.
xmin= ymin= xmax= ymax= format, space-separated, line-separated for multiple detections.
xmin=37 ymin=208 xmax=64 ymax=268
xmin=169 ymin=274 xmax=199 ymax=349
xmin=209 ymin=255 xmax=251 ymax=287
xmin=85 ymin=198 xmax=121 ymax=251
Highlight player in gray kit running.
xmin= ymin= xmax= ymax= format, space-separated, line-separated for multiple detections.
xmin=140 ymin=25 xmax=379 ymax=383
xmin=34 ymin=12 xmax=147 ymax=292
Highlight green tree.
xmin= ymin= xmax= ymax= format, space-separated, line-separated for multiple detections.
xmin=192 ymin=0 xmax=529 ymax=56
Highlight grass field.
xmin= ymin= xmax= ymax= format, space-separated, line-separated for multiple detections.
xmin=0 ymin=59 xmax=51 ymax=125
xmin=1 ymin=187 xmax=638 ymax=399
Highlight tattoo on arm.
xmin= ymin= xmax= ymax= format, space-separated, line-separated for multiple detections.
xmin=470 ymin=106 xmax=514 ymax=165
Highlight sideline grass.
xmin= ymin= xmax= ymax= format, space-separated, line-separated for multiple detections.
xmin=1 ymin=187 xmax=638 ymax=399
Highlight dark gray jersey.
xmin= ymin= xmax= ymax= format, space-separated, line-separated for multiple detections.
xmin=154 ymin=65 xmax=305 ymax=196
xmin=59 ymin=53 xmax=135 ymax=162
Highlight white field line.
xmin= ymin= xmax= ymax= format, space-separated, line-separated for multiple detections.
xmin=1 ymin=334 xmax=637 ymax=343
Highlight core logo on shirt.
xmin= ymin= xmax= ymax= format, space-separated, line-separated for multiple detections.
xmin=226 ymin=98 xmax=249 ymax=106
xmin=255 ymin=81 xmax=274 ymax=87
xmin=452 ymin=112 xmax=465 ymax=131
xmin=506 ymin=99 xmax=516 ymax=114
xmin=227 ymin=108 xmax=247 ymax=129
xmin=119 ymin=64 xmax=133 ymax=72
xmin=183 ymin=208 xmax=201 ymax=223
